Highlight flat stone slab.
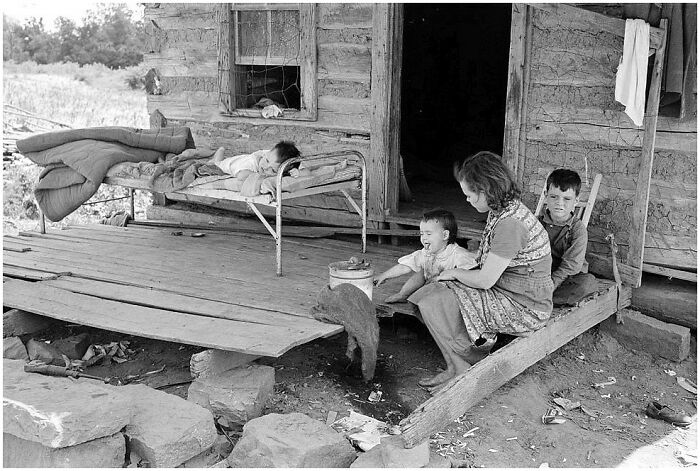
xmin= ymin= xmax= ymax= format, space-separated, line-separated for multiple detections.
xmin=3 ymin=359 xmax=132 ymax=448
xmin=350 ymin=435 xmax=430 ymax=468
xmin=3 ymin=337 xmax=28 ymax=360
xmin=227 ymin=412 xmax=357 ymax=468
xmin=601 ymin=308 xmax=691 ymax=361
xmin=121 ymin=383 xmax=217 ymax=468
xmin=3 ymin=432 xmax=125 ymax=468
xmin=188 ymin=364 xmax=274 ymax=426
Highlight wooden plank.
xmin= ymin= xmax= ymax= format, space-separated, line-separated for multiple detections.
xmin=1 ymin=266 xmax=62 ymax=281
xmin=530 ymin=3 xmax=663 ymax=50
xmin=42 ymin=276 xmax=339 ymax=331
xmin=399 ymin=281 xmax=630 ymax=446
xmin=318 ymin=3 xmax=373 ymax=29
xmin=2 ymin=278 xmax=340 ymax=357
xmin=642 ymin=264 xmax=697 ymax=283
xmin=147 ymin=92 xmax=219 ymax=121
xmin=502 ymin=3 xmax=529 ymax=177
xmin=2 ymin=245 xmax=321 ymax=318
xmin=145 ymin=4 xmax=217 ymax=30
xmin=626 ymin=20 xmax=668 ymax=287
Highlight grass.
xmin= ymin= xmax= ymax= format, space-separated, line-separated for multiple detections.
xmin=3 ymin=61 xmax=152 ymax=234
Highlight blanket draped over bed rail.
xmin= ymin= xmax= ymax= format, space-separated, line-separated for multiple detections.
xmin=16 ymin=126 xmax=195 ymax=222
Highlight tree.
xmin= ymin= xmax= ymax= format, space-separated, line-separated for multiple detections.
xmin=3 ymin=4 xmax=146 ymax=68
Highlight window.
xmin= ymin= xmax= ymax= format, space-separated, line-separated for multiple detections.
xmin=217 ymin=3 xmax=317 ymax=120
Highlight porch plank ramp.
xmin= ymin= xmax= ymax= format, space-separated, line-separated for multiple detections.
xmin=398 ymin=279 xmax=632 ymax=446
xmin=2 ymin=224 xmax=407 ymax=357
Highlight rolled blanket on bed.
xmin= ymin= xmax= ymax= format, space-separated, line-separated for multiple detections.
xmin=17 ymin=126 xmax=195 ymax=221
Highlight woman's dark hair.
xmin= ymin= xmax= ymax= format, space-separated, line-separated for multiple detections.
xmin=453 ymin=151 xmax=521 ymax=211
xmin=422 ymin=208 xmax=458 ymax=245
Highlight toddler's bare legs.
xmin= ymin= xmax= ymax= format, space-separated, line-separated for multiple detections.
xmin=211 ymin=147 xmax=226 ymax=163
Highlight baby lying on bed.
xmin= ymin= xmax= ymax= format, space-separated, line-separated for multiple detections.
xmin=211 ymin=141 xmax=304 ymax=179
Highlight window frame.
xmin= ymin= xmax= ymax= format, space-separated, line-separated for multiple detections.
xmin=217 ymin=3 xmax=317 ymax=121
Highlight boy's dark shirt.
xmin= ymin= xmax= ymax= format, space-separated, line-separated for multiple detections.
xmin=539 ymin=209 xmax=589 ymax=289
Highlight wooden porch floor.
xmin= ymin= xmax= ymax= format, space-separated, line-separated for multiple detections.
xmin=3 ymin=224 xmax=411 ymax=357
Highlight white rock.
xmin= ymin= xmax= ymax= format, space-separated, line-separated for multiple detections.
xmin=227 ymin=412 xmax=356 ymax=468
xmin=188 ymin=364 xmax=274 ymax=426
xmin=3 ymin=359 xmax=132 ymax=447
xmin=190 ymin=349 xmax=259 ymax=379
xmin=3 ymin=432 xmax=125 ymax=468
xmin=121 ymin=383 xmax=217 ymax=468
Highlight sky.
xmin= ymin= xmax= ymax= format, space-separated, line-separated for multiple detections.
xmin=3 ymin=2 xmax=143 ymax=30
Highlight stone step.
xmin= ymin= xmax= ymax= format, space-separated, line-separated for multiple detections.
xmin=3 ymin=359 xmax=132 ymax=448
xmin=3 ymin=432 xmax=125 ymax=468
xmin=121 ymin=383 xmax=218 ymax=468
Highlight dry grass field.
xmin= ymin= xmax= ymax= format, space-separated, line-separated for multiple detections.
xmin=3 ymin=61 xmax=152 ymax=234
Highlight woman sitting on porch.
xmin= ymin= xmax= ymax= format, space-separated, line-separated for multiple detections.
xmin=408 ymin=151 xmax=553 ymax=392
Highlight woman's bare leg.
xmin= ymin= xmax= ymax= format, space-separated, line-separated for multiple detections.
xmin=415 ymin=285 xmax=473 ymax=387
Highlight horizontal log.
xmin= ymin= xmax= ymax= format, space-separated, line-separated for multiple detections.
xmin=530 ymin=48 xmax=617 ymax=88
xmin=147 ymin=92 xmax=219 ymax=121
xmin=318 ymin=43 xmax=372 ymax=81
xmin=318 ymin=95 xmax=371 ymax=132
xmin=145 ymin=4 xmax=217 ymax=30
xmin=587 ymin=252 xmax=641 ymax=287
xmin=531 ymin=3 xmax=664 ymax=50
xmin=532 ymin=106 xmax=698 ymax=151
xmin=318 ymin=3 xmax=373 ymax=29
xmin=642 ymin=263 xmax=696 ymax=283
xmin=526 ymin=121 xmax=697 ymax=153
xmin=143 ymin=51 xmax=218 ymax=77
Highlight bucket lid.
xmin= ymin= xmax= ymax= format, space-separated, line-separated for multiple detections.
xmin=329 ymin=260 xmax=373 ymax=276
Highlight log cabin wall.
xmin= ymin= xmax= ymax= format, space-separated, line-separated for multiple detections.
xmin=515 ymin=5 xmax=696 ymax=273
xmin=143 ymin=3 xmax=379 ymax=227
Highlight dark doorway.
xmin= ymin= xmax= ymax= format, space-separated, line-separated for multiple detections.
xmin=397 ymin=4 xmax=512 ymax=232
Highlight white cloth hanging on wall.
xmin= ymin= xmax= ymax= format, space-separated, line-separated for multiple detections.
xmin=615 ymin=19 xmax=650 ymax=127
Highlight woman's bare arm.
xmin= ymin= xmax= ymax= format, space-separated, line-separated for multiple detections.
xmin=434 ymin=253 xmax=511 ymax=289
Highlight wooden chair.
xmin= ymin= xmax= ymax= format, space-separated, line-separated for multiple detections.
xmin=535 ymin=173 xmax=602 ymax=228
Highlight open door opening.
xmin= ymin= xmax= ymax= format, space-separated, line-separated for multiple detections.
xmin=396 ymin=4 xmax=512 ymax=235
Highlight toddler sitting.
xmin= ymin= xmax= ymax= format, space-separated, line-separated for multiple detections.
xmin=374 ymin=209 xmax=476 ymax=303
xmin=211 ymin=140 xmax=302 ymax=179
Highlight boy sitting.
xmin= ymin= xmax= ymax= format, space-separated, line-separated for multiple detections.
xmin=211 ymin=140 xmax=302 ymax=179
xmin=539 ymin=169 xmax=598 ymax=306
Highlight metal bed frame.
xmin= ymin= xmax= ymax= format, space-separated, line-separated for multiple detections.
xmin=39 ymin=150 xmax=367 ymax=276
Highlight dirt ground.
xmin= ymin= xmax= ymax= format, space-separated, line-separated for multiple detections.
xmin=25 ymin=313 xmax=697 ymax=468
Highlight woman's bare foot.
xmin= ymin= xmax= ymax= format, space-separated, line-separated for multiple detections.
xmin=418 ymin=368 xmax=455 ymax=387
xmin=211 ymin=147 xmax=226 ymax=163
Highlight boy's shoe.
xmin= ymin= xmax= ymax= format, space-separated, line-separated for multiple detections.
xmin=645 ymin=401 xmax=692 ymax=428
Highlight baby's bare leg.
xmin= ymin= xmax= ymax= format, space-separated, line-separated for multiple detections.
xmin=211 ymin=147 xmax=226 ymax=163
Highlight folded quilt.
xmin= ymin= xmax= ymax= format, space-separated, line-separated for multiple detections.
xmin=17 ymin=126 xmax=195 ymax=221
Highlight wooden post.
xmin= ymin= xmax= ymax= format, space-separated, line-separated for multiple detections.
xmin=626 ymin=19 xmax=668 ymax=288
xmin=216 ymin=4 xmax=234 ymax=114
xmin=502 ymin=4 xmax=530 ymax=181
xmin=370 ymin=4 xmax=403 ymax=222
